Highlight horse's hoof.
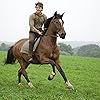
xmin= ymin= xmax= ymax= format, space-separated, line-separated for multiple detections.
xmin=48 ymin=72 xmax=56 ymax=80
xmin=67 ymin=84 xmax=74 ymax=91
xmin=18 ymin=83 xmax=22 ymax=86
xmin=65 ymin=81 xmax=74 ymax=91
xmin=28 ymin=82 xmax=33 ymax=88
xmin=48 ymin=74 xmax=54 ymax=80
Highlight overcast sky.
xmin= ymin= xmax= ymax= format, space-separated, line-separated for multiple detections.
xmin=0 ymin=0 xmax=100 ymax=42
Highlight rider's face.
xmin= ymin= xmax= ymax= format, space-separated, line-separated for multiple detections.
xmin=35 ymin=5 xmax=43 ymax=14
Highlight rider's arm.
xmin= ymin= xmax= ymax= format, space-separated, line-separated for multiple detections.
xmin=43 ymin=14 xmax=47 ymax=22
xmin=42 ymin=14 xmax=47 ymax=32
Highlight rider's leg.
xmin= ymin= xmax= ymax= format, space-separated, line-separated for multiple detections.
xmin=29 ymin=32 xmax=35 ymax=62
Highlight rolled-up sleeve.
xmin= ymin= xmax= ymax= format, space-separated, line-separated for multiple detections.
xmin=44 ymin=14 xmax=47 ymax=23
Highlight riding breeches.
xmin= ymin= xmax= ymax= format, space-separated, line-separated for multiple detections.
xmin=29 ymin=31 xmax=39 ymax=57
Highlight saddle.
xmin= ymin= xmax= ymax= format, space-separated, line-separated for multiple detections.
xmin=20 ymin=37 xmax=41 ymax=54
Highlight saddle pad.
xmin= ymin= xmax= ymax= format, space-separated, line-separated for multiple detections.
xmin=20 ymin=37 xmax=41 ymax=54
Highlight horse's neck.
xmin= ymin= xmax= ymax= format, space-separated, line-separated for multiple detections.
xmin=45 ymin=27 xmax=57 ymax=45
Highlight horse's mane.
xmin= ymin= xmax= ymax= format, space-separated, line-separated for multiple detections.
xmin=44 ymin=13 xmax=63 ymax=32
xmin=44 ymin=17 xmax=53 ymax=32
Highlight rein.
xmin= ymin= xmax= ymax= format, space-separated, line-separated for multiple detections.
xmin=44 ymin=28 xmax=59 ymax=38
xmin=44 ymin=34 xmax=58 ymax=38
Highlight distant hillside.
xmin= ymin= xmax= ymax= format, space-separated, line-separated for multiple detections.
xmin=0 ymin=41 xmax=14 ymax=46
xmin=61 ymin=41 xmax=100 ymax=48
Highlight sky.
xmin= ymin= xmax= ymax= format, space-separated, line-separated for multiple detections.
xmin=0 ymin=0 xmax=100 ymax=42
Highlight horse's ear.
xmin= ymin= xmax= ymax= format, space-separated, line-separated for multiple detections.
xmin=54 ymin=11 xmax=57 ymax=17
xmin=60 ymin=12 xmax=65 ymax=19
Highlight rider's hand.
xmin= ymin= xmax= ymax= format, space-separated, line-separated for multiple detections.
xmin=38 ymin=32 xmax=42 ymax=35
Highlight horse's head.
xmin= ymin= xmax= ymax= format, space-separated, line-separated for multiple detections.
xmin=44 ymin=11 xmax=66 ymax=39
xmin=51 ymin=11 xmax=66 ymax=39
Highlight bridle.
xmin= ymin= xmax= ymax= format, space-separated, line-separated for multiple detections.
xmin=44 ymin=34 xmax=59 ymax=38
xmin=44 ymin=21 xmax=63 ymax=38
xmin=43 ymin=12 xmax=65 ymax=38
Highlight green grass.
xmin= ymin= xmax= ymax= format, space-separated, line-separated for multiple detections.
xmin=0 ymin=51 xmax=100 ymax=100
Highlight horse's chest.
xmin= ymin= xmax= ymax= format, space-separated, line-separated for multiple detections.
xmin=48 ymin=48 xmax=56 ymax=59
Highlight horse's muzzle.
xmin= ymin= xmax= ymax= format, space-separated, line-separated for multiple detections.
xmin=59 ymin=32 xmax=66 ymax=39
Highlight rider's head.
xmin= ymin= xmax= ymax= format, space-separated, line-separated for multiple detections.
xmin=35 ymin=2 xmax=43 ymax=9
xmin=35 ymin=2 xmax=43 ymax=13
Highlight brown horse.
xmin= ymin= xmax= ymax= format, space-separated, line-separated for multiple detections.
xmin=5 ymin=11 xmax=74 ymax=90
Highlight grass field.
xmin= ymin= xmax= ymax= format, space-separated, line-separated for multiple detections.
xmin=0 ymin=51 xmax=100 ymax=100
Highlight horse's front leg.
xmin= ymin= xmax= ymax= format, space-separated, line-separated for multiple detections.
xmin=55 ymin=62 xmax=74 ymax=91
xmin=48 ymin=59 xmax=56 ymax=80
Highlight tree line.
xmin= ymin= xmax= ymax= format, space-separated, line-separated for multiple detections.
xmin=0 ymin=42 xmax=100 ymax=58
xmin=0 ymin=43 xmax=10 ymax=51
xmin=58 ymin=43 xmax=100 ymax=58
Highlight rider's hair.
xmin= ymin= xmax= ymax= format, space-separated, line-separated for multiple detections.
xmin=35 ymin=2 xmax=43 ymax=9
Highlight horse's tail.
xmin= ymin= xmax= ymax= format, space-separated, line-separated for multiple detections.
xmin=5 ymin=46 xmax=16 ymax=64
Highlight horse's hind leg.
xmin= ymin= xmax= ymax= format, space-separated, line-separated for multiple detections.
xmin=18 ymin=68 xmax=22 ymax=84
xmin=18 ymin=61 xmax=33 ymax=88
xmin=48 ymin=59 xmax=56 ymax=80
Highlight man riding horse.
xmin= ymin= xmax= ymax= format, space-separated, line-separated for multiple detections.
xmin=29 ymin=2 xmax=47 ymax=62
xmin=5 ymin=11 xmax=74 ymax=91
